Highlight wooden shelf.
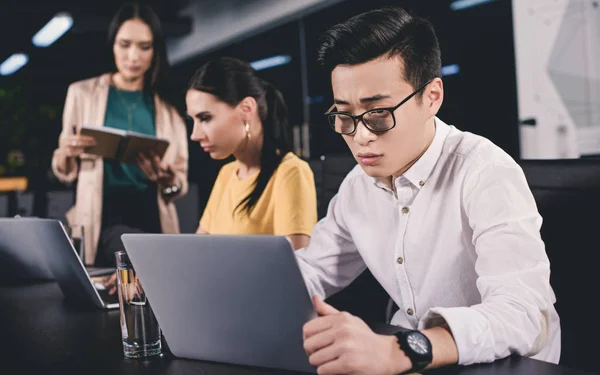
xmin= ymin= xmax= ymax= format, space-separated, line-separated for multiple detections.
xmin=0 ymin=177 xmax=28 ymax=193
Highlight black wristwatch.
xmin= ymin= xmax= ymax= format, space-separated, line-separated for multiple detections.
xmin=395 ymin=330 xmax=433 ymax=373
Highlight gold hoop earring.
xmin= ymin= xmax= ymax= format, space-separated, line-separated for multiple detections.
xmin=244 ymin=122 xmax=252 ymax=141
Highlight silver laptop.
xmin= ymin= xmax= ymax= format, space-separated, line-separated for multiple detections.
xmin=0 ymin=218 xmax=54 ymax=283
xmin=121 ymin=234 xmax=317 ymax=374
xmin=0 ymin=218 xmax=118 ymax=309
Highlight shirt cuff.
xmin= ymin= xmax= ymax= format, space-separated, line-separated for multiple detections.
xmin=419 ymin=306 xmax=495 ymax=366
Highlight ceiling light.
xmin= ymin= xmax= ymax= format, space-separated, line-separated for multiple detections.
xmin=0 ymin=53 xmax=29 ymax=76
xmin=450 ymin=0 xmax=498 ymax=11
xmin=32 ymin=12 xmax=73 ymax=47
xmin=441 ymin=64 xmax=460 ymax=76
xmin=250 ymin=55 xmax=292 ymax=71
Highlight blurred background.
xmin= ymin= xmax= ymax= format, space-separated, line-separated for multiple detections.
xmin=1 ymin=0 xmax=598 ymax=225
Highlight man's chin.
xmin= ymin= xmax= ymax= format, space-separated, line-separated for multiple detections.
xmin=358 ymin=164 xmax=388 ymax=178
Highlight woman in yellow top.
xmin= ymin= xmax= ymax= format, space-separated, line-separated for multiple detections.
xmin=186 ymin=57 xmax=317 ymax=249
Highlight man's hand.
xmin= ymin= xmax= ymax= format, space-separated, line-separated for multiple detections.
xmin=303 ymin=296 xmax=411 ymax=375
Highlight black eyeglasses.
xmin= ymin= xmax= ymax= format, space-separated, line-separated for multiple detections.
xmin=324 ymin=79 xmax=433 ymax=135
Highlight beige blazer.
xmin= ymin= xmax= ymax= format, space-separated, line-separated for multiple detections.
xmin=51 ymin=73 xmax=189 ymax=265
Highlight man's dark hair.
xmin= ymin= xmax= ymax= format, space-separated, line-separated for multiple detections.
xmin=317 ymin=6 xmax=441 ymax=98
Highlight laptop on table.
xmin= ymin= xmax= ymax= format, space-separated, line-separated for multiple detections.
xmin=0 ymin=218 xmax=118 ymax=309
xmin=0 ymin=218 xmax=54 ymax=284
xmin=121 ymin=234 xmax=317 ymax=374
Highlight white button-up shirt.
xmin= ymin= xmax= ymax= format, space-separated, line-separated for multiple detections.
xmin=296 ymin=118 xmax=561 ymax=365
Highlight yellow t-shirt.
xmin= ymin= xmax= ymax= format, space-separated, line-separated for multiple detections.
xmin=199 ymin=152 xmax=317 ymax=236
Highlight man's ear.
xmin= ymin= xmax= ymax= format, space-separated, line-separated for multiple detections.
xmin=425 ymin=77 xmax=444 ymax=116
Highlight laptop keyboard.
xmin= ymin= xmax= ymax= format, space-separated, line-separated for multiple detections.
xmin=90 ymin=275 xmax=120 ymax=307
xmin=86 ymin=266 xmax=116 ymax=277
xmin=96 ymin=284 xmax=120 ymax=306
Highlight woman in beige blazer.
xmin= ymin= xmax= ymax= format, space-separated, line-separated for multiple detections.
xmin=52 ymin=2 xmax=188 ymax=267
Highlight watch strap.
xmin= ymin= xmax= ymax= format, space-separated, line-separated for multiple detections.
xmin=395 ymin=330 xmax=432 ymax=374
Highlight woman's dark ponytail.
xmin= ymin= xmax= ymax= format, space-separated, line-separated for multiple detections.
xmin=188 ymin=57 xmax=292 ymax=215
xmin=236 ymin=81 xmax=292 ymax=215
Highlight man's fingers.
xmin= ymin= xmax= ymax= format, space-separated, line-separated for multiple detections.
xmin=316 ymin=357 xmax=347 ymax=375
xmin=314 ymin=296 xmax=339 ymax=316
xmin=308 ymin=340 xmax=340 ymax=368
xmin=304 ymin=328 xmax=336 ymax=356
xmin=303 ymin=315 xmax=336 ymax=340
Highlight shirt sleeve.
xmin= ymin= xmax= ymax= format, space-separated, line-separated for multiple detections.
xmin=273 ymin=162 xmax=318 ymax=237
xmin=419 ymin=162 xmax=554 ymax=365
xmin=166 ymin=107 xmax=189 ymax=200
xmin=295 ymin=169 xmax=366 ymax=299
xmin=52 ymin=83 xmax=81 ymax=183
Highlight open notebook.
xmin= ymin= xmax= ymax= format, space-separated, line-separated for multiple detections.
xmin=80 ymin=126 xmax=169 ymax=164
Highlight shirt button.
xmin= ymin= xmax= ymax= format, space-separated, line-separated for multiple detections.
xmin=407 ymin=308 xmax=414 ymax=316
xmin=397 ymin=257 xmax=404 ymax=264
xmin=401 ymin=207 xmax=410 ymax=214
xmin=419 ymin=180 xmax=425 ymax=187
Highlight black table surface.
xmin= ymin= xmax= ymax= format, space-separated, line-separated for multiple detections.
xmin=0 ymin=282 xmax=591 ymax=375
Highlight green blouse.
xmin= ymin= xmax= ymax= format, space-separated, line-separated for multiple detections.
xmin=103 ymin=86 xmax=156 ymax=192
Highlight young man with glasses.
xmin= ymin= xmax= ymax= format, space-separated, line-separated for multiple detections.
xmin=296 ymin=6 xmax=560 ymax=375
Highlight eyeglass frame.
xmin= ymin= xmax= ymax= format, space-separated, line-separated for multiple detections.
xmin=324 ymin=79 xmax=434 ymax=135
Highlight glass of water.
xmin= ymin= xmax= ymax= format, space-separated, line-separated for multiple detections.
xmin=115 ymin=251 xmax=161 ymax=359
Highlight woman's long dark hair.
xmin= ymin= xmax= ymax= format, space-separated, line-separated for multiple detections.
xmin=107 ymin=2 xmax=175 ymax=107
xmin=188 ymin=57 xmax=292 ymax=215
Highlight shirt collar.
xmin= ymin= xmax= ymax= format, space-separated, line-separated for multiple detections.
xmin=374 ymin=117 xmax=451 ymax=191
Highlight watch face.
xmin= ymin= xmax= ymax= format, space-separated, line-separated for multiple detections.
xmin=407 ymin=332 xmax=429 ymax=355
